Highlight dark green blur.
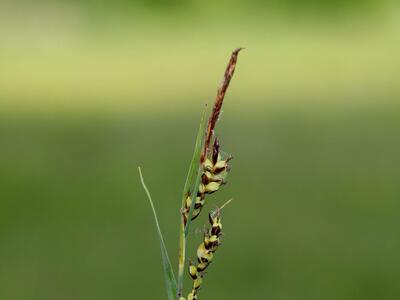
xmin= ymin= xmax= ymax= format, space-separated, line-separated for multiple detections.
xmin=1 ymin=103 xmax=400 ymax=300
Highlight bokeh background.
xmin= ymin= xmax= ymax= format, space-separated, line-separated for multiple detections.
xmin=1 ymin=0 xmax=400 ymax=299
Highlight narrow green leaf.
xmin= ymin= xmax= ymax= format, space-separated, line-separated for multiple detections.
xmin=181 ymin=107 xmax=208 ymax=209
xmin=177 ymin=107 xmax=208 ymax=296
xmin=138 ymin=167 xmax=177 ymax=300
xmin=182 ymin=107 xmax=208 ymax=233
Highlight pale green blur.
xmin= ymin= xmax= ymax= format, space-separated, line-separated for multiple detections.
xmin=1 ymin=1 xmax=400 ymax=300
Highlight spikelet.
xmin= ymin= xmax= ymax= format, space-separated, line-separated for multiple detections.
xmin=185 ymin=210 xmax=223 ymax=300
xmin=183 ymin=138 xmax=231 ymax=224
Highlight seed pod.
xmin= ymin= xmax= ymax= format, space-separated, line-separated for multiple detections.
xmin=185 ymin=196 xmax=192 ymax=208
xmin=204 ymin=233 xmax=218 ymax=249
xmin=213 ymin=159 xmax=228 ymax=174
xmin=197 ymin=243 xmax=213 ymax=263
xmin=203 ymin=159 xmax=213 ymax=171
xmin=194 ymin=196 xmax=205 ymax=209
xmin=189 ymin=262 xmax=198 ymax=280
xmin=197 ymin=261 xmax=208 ymax=272
xmin=205 ymin=182 xmax=220 ymax=193
xmin=187 ymin=292 xmax=197 ymax=300
xmin=209 ymin=213 xmax=222 ymax=236
xmin=193 ymin=276 xmax=203 ymax=290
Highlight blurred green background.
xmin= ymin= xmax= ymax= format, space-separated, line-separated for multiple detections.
xmin=1 ymin=0 xmax=400 ymax=299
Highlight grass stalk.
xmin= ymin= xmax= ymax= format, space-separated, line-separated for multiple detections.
xmin=177 ymin=48 xmax=243 ymax=299
xmin=140 ymin=48 xmax=243 ymax=300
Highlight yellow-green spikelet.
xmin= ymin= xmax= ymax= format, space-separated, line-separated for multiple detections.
xmin=186 ymin=211 xmax=223 ymax=299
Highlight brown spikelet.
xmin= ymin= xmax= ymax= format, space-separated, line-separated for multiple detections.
xmin=201 ymin=48 xmax=243 ymax=163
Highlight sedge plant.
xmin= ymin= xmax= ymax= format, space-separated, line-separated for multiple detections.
xmin=139 ymin=48 xmax=243 ymax=300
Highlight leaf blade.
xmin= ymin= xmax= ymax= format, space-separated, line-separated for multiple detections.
xmin=138 ymin=167 xmax=177 ymax=300
xmin=182 ymin=107 xmax=208 ymax=231
xmin=177 ymin=107 xmax=208 ymax=296
xmin=181 ymin=106 xmax=208 ymax=208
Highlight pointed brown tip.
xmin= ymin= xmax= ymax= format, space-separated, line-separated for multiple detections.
xmin=202 ymin=48 xmax=243 ymax=161
xmin=233 ymin=47 xmax=245 ymax=55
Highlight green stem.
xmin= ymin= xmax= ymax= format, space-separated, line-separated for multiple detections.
xmin=177 ymin=217 xmax=186 ymax=298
